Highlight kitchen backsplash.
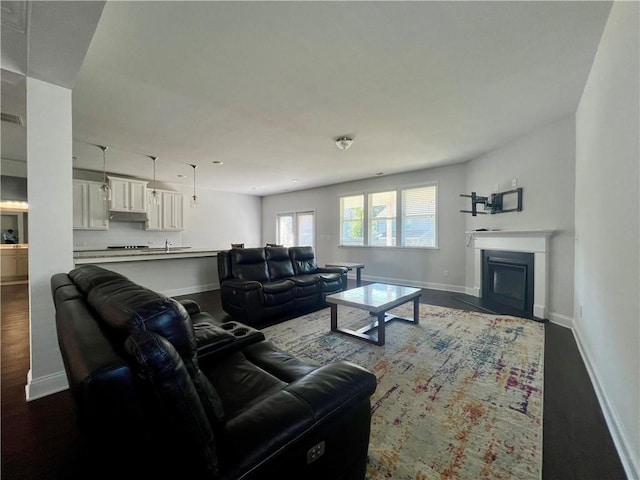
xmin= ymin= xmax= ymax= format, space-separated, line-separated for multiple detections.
xmin=73 ymin=222 xmax=183 ymax=249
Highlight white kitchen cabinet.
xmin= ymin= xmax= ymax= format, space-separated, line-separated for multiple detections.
xmin=1 ymin=249 xmax=17 ymax=277
xmin=16 ymin=248 xmax=28 ymax=276
xmin=109 ymin=177 xmax=148 ymax=213
xmin=73 ymin=180 xmax=109 ymax=230
xmin=162 ymin=191 xmax=184 ymax=231
xmin=145 ymin=189 xmax=163 ymax=230
xmin=145 ymin=189 xmax=184 ymax=231
xmin=1 ymin=246 xmax=28 ymax=281
xmin=73 ymin=181 xmax=86 ymax=228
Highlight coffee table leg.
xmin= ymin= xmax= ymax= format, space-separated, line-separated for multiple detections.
xmin=356 ymin=267 xmax=362 ymax=287
xmin=330 ymin=304 xmax=338 ymax=331
xmin=413 ymin=297 xmax=420 ymax=324
xmin=377 ymin=312 xmax=386 ymax=345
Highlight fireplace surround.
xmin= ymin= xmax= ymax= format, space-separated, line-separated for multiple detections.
xmin=468 ymin=230 xmax=554 ymax=319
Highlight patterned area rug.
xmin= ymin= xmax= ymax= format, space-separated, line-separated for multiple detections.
xmin=263 ymin=303 xmax=544 ymax=480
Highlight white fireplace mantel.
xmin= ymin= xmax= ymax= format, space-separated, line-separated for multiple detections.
xmin=467 ymin=230 xmax=555 ymax=319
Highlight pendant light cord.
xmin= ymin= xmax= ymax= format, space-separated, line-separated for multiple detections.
xmin=100 ymin=145 xmax=108 ymax=185
xmin=149 ymin=156 xmax=158 ymax=196
xmin=190 ymin=164 xmax=198 ymax=207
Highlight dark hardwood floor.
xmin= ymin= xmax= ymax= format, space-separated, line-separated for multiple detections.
xmin=1 ymin=281 xmax=627 ymax=479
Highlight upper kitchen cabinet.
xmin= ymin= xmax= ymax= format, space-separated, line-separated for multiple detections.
xmin=73 ymin=180 xmax=109 ymax=230
xmin=145 ymin=189 xmax=184 ymax=231
xmin=162 ymin=191 xmax=184 ymax=231
xmin=109 ymin=177 xmax=148 ymax=213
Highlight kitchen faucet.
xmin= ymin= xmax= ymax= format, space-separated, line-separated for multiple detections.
xmin=165 ymin=238 xmax=171 ymax=253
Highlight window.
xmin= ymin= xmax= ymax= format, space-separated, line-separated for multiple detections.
xmin=401 ymin=186 xmax=437 ymax=247
xmin=369 ymin=191 xmax=396 ymax=246
xmin=340 ymin=195 xmax=364 ymax=246
xmin=277 ymin=211 xmax=315 ymax=248
xmin=339 ymin=183 xmax=437 ymax=248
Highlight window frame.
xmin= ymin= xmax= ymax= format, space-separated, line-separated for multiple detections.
xmin=339 ymin=194 xmax=365 ymax=246
xmin=338 ymin=182 xmax=438 ymax=250
xmin=368 ymin=190 xmax=397 ymax=247
xmin=400 ymin=184 xmax=438 ymax=248
xmin=276 ymin=210 xmax=316 ymax=248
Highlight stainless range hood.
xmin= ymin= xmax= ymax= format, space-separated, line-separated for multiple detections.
xmin=109 ymin=211 xmax=148 ymax=223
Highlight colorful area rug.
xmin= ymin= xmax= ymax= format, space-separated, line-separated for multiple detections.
xmin=263 ymin=303 xmax=544 ymax=480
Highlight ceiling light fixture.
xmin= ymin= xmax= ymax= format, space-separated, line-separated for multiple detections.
xmin=212 ymin=160 xmax=224 ymax=165
xmin=97 ymin=145 xmax=111 ymax=201
xmin=189 ymin=164 xmax=199 ymax=208
xmin=335 ymin=136 xmax=353 ymax=150
xmin=148 ymin=156 xmax=159 ymax=204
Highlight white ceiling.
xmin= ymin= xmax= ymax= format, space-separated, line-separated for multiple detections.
xmin=4 ymin=1 xmax=613 ymax=196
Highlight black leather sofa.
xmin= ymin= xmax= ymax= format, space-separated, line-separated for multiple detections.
xmin=217 ymin=246 xmax=348 ymax=325
xmin=52 ymin=265 xmax=377 ymax=480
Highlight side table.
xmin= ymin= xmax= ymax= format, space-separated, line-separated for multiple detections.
xmin=325 ymin=262 xmax=365 ymax=287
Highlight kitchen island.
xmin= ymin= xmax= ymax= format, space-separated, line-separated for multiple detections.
xmin=73 ymin=247 xmax=221 ymax=296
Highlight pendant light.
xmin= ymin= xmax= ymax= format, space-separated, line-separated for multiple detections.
xmin=189 ymin=163 xmax=199 ymax=208
xmin=148 ymin=156 xmax=159 ymax=205
xmin=98 ymin=145 xmax=111 ymax=201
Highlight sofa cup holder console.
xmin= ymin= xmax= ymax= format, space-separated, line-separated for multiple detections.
xmin=220 ymin=321 xmax=254 ymax=337
xmin=214 ymin=321 xmax=264 ymax=351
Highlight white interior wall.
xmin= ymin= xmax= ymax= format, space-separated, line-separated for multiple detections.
xmin=464 ymin=115 xmax=576 ymax=324
xmin=179 ymin=185 xmax=262 ymax=249
xmin=262 ymin=162 xmax=468 ymax=290
xmin=26 ymin=78 xmax=75 ymax=400
xmin=574 ymin=2 xmax=639 ymax=477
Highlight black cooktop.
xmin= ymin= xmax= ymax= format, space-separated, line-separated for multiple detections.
xmin=107 ymin=245 xmax=150 ymax=250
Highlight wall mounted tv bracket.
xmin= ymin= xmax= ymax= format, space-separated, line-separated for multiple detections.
xmin=460 ymin=187 xmax=523 ymax=216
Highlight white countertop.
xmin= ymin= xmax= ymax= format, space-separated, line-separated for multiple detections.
xmin=73 ymin=247 xmax=220 ymax=264
xmin=0 ymin=244 xmax=28 ymax=250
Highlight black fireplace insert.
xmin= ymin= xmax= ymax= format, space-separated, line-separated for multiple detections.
xmin=482 ymin=250 xmax=534 ymax=315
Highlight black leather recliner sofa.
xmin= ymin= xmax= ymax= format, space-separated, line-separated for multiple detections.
xmin=52 ymin=265 xmax=377 ymax=480
xmin=217 ymin=246 xmax=348 ymax=325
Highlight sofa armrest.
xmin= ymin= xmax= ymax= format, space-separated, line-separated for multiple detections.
xmin=316 ymin=267 xmax=348 ymax=291
xmin=220 ymin=280 xmax=266 ymax=325
xmin=177 ymin=299 xmax=201 ymax=316
xmin=316 ymin=266 xmax=348 ymax=275
xmin=284 ymin=361 xmax=377 ymax=418
xmin=223 ymin=362 xmax=376 ymax=475
xmin=222 ymin=279 xmax=263 ymax=291
xmin=225 ymin=362 xmax=377 ymax=455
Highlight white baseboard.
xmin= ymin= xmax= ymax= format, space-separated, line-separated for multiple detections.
xmin=360 ymin=274 xmax=467 ymax=294
xmin=465 ymin=286 xmax=480 ymax=297
xmin=548 ymin=311 xmax=574 ymax=329
xmin=572 ymin=326 xmax=639 ymax=480
xmin=25 ymin=369 xmax=69 ymax=401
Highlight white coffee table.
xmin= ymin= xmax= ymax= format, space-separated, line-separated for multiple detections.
xmin=325 ymin=283 xmax=422 ymax=346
